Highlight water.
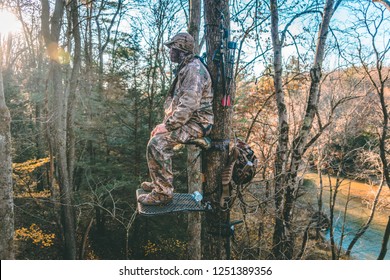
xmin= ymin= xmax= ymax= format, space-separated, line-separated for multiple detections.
xmin=304 ymin=173 xmax=390 ymax=260
xmin=326 ymin=208 xmax=389 ymax=260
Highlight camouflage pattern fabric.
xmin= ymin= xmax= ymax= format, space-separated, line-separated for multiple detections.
xmin=146 ymin=124 xmax=203 ymax=196
xmin=164 ymin=32 xmax=195 ymax=54
xmin=146 ymin=55 xmax=213 ymax=196
xmin=164 ymin=54 xmax=213 ymax=131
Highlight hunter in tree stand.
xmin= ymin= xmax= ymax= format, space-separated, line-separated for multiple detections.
xmin=138 ymin=32 xmax=214 ymax=206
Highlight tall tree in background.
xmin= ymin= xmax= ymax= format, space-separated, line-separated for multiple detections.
xmin=355 ymin=1 xmax=390 ymax=260
xmin=0 ymin=38 xmax=14 ymax=260
xmin=41 ymin=0 xmax=77 ymax=259
xmin=270 ymin=0 xmax=341 ymax=259
xmin=202 ymin=0 xmax=232 ymax=259
xmin=189 ymin=0 xmax=201 ymax=53
xmin=66 ymin=0 xmax=82 ymax=191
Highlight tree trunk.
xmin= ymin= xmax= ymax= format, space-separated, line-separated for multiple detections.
xmin=202 ymin=0 xmax=231 ymax=260
xmin=0 ymin=55 xmax=14 ymax=260
xmin=378 ymin=216 xmax=390 ymax=260
xmin=270 ymin=0 xmax=290 ymax=259
xmin=271 ymin=0 xmax=338 ymax=259
xmin=67 ymin=0 xmax=82 ymax=189
xmin=187 ymin=146 xmax=202 ymax=259
xmin=189 ymin=0 xmax=201 ymax=55
xmin=187 ymin=0 xmax=202 ymax=260
xmin=41 ymin=0 xmax=77 ymax=259
xmin=83 ymin=1 xmax=97 ymax=171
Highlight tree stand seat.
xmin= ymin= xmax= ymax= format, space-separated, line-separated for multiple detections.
xmin=136 ymin=189 xmax=206 ymax=216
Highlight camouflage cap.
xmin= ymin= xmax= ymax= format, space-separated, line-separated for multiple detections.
xmin=164 ymin=32 xmax=195 ymax=54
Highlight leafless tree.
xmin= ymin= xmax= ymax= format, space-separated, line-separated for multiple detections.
xmin=270 ymin=0 xmax=342 ymax=259
xmin=41 ymin=0 xmax=81 ymax=259
xmin=352 ymin=0 xmax=390 ymax=259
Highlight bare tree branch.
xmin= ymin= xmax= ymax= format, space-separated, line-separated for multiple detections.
xmin=245 ymin=92 xmax=275 ymax=142
xmin=373 ymin=0 xmax=390 ymax=11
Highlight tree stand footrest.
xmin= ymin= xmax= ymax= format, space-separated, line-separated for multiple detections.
xmin=136 ymin=189 xmax=206 ymax=216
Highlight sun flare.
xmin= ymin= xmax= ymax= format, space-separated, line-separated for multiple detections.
xmin=0 ymin=9 xmax=21 ymax=36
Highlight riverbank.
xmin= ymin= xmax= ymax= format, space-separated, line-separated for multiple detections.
xmin=304 ymin=173 xmax=390 ymax=200
xmin=303 ymin=172 xmax=390 ymax=260
xmin=304 ymin=173 xmax=390 ymax=226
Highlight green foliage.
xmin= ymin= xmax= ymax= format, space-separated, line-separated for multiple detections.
xmin=3 ymin=69 xmax=39 ymax=162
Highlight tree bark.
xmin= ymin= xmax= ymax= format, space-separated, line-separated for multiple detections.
xmin=202 ymin=0 xmax=231 ymax=260
xmin=378 ymin=216 xmax=390 ymax=260
xmin=270 ymin=0 xmax=290 ymax=259
xmin=67 ymin=0 xmax=82 ymax=189
xmin=0 ymin=51 xmax=14 ymax=260
xmin=186 ymin=146 xmax=202 ymax=259
xmin=187 ymin=0 xmax=202 ymax=260
xmin=189 ymin=0 xmax=201 ymax=54
xmin=41 ymin=0 xmax=77 ymax=259
xmin=271 ymin=0 xmax=338 ymax=259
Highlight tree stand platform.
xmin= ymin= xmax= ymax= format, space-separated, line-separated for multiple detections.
xmin=136 ymin=189 xmax=206 ymax=216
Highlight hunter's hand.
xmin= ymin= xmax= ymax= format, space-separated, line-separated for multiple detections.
xmin=151 ymin=124 xmax=168 ymax=137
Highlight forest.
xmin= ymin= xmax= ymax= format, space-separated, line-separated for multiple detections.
xmin=0 ymin=0 xmax=389 ymax=260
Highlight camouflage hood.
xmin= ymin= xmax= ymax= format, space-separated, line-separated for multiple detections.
xmin=164 ymin=32 xmax=195 ymax=54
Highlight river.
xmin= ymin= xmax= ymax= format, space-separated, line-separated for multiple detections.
xmin=304 ymin=173 xmax=390 ymax=260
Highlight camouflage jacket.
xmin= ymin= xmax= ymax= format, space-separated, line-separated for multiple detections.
xmin=163 ymin=55 xmax=213 ymax=134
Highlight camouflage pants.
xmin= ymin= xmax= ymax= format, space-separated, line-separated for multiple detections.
xmin=146 ymin=123 xmax=203 ymax=196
